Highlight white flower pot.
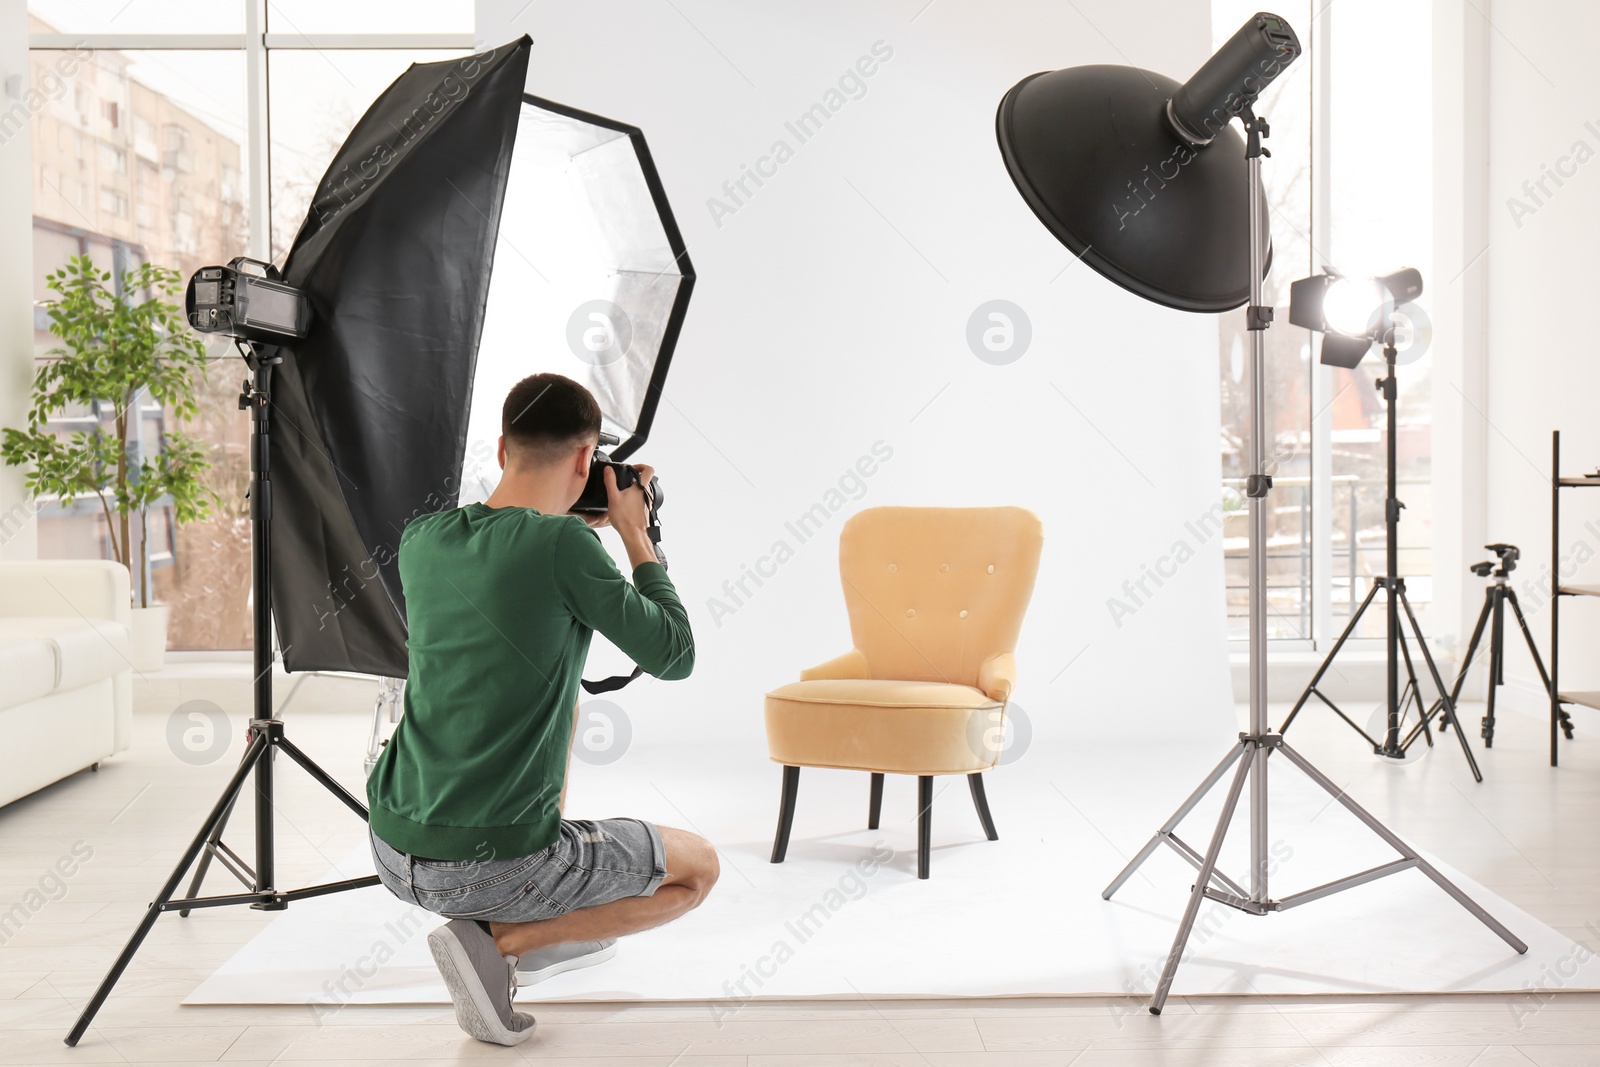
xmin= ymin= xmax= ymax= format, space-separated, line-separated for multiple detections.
xmin=130 ymin=605 xmax=170 ymax=673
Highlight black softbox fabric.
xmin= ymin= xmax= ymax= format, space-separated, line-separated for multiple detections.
xmin=270 ymin=39 xmax=532 ymax=678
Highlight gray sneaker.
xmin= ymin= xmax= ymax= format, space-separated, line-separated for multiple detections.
xmin=513 ymin=938 xmax=617 ymax=987
xmin=427 ymin=919 xmax=536 ymax=1046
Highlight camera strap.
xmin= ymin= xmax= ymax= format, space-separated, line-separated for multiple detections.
xmin=581 ymin=665 xmax=644 ymax=694
xmin=579 ymin=488 xmax=663 ymax=695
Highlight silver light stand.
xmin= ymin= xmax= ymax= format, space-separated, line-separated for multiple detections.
xmin=1102 ymin=104 xmax=1528 ymax=1016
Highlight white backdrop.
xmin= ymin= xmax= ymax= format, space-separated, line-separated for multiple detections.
xmin=470 ymin=0 xmax=1235 ymax=754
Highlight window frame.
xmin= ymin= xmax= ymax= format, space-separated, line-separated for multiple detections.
xmin=26 ymin=3 xmax=474 ymax=650
xmin=30 ymin=12 xmax=475 ymax=266
xmin=1228 ymin=0 xmax=1444 ymax=653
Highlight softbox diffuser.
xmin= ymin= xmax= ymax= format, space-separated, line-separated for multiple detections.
xmin=463 ymin=95 xmax=695 ymax=498
xmin=268 ymin=37 xmax=694 ymax=679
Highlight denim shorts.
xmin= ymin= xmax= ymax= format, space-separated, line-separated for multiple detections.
xmin=370 ymin=818 xmax=667 ymax=923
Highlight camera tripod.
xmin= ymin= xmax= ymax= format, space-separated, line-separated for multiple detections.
xmin=66 ymin=343 xmax=382 ymax=1047
xmin=1434 ymin=544 xmax=1571 ymax=751
xmin=1278 ymin=341 xmax=1482 ymax=782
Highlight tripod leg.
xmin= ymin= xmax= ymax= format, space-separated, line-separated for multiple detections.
xmin=1103 ymin=742 xmax=1246 ymax=900
xmin=1507 ymin=591 xmax=1571 ymax=740
xmin=177 ymin=792 xmax=241 ymax=918
xmin=1483 ymin=591 xmax=1506 ymax=748
xmin=1393 ymin=625 xmax=1443 ymax=754
xmin=1393 ymin=625 xmax=1427 ymax=748
xmin=1149 ymin=744 xmax=1256 ymax=1015
xmin=1275 ymin=740 xmax=1525 ymax=953
xmin=1399 ymin=589 xmax=1482 ymax=783
xmin=66 ymin=731 xmax=269 ymax=1047
xmin=1443 ymin=591 xmax=1495 ymax=733
xmin=1280 ymin=581 xmax=1382 ymax=734
xmin=276 ymin=735 xmax=375 ymax=819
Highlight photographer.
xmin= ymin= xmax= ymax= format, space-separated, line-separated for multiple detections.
xmin=365 ymin=372 xmax=716 ymax=1047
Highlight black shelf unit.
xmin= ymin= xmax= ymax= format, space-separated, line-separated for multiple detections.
xmin=1551 ymin=429 xmax=1600 ymax=765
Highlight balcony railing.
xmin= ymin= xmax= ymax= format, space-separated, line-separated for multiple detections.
xmin=1221 ymin=474 xmax=1432 ymax=640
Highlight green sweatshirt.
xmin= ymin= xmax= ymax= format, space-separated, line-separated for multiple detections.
xmin=366 ymin=503 xmax=693 ymax=861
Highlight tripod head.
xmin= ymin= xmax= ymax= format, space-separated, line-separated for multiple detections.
xmin=1470 ymin=542 xmax=1519 ymax=579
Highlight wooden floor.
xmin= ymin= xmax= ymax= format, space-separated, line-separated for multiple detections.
xmin=4 ymin=678 xmax=1600 ymax=1065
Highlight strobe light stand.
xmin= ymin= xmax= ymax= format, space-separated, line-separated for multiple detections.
xmin=1064 ymin=88 xmax=1526 ymax=1013
xmin=65 ymin=343 xmax=382 ymax=1047
xmin=1276 ymin=335 xmax=1482 ymax=781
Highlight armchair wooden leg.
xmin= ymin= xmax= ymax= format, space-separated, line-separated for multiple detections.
xmin=868 ymin=772 xmax=884 ymax=830
xmin=917 ymin=774 xmax=933 ymax=879
xmin=968 ymin=772 xmax=998 ymax=841
xmin=771 ymin=765 xmax=800 ymax=863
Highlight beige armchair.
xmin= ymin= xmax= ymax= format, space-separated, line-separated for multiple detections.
xmin=764 ymin=506 xmax=1043 ymax=878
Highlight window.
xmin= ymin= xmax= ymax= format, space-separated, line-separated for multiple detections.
xmin=98 ymin=142 xmax=126 ymax=173
xmin=26 ymin=4 xmax=473 ymax=651
xmin=267 ymin=48 xmax=468 ymax=259
xmin=98 ymin=186 xmax=127 ymax=216
xmin=133 ymin=114 xmax=157 ymax=160
xmin=1214 ymin=0 xmax=1436 ymax=644
xmin=1323 ymin=0 xmax=1435 ymax=638
xmin=1213 ymin=0 xmax=1315 ymax=641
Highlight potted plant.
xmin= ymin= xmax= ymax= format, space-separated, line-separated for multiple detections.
xmin=2 ymin=255 xmax=217 ymax=670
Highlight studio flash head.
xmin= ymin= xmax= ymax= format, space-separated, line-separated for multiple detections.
xmin=186 ymin=257 xmax=311 ymax=344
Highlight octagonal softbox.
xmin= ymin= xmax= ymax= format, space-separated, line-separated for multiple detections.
xmin=269 ymin=37 xmax=694 ymax=677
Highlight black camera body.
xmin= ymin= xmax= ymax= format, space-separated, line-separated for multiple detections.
xmin=573 ymin=450 xmax=661 ymax=514
xmin=571 ymin=433 xmax=664 ymax=530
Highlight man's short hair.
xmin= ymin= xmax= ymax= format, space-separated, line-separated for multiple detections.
xmin=502 ymin=373 xmax=602 ymax=465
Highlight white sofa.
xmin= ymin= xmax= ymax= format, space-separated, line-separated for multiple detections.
xmin=0 ymin=561 xmax=133 ymax=808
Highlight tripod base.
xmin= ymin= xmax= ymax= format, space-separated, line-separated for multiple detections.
xmin=1281 ymin=577 xmax=1482 ymax=782
xmin=1104 ymin=732 xmax=1527 ymax=1015
xmin=65 ymin=720 xmax=380 ymax=1047
xmin=1437 ymin=578 xmax=1571 ymax=755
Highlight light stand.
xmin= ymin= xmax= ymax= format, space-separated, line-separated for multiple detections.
xmin=1095 ymin=106 xmax=1526 ymax=1015
xmin=1277 ymin=339 xmax=1483 ymax=782
xmin=65 ymin=343 xmax=382 ymax=1048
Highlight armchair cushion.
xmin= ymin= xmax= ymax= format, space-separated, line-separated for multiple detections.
xmin=766 ymin=678 xmax=1003 ymax=775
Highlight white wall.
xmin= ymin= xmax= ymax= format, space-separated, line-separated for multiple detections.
xmin=1466 ymin=0 xmax=1600 ymax=708
xmin=475 ymin=0 xmax=1235 ymax=754
xmin=1430 ymin=0 xmax=1490 ymax=667
xmin=0 ymin=0 xmax=38 ymax=559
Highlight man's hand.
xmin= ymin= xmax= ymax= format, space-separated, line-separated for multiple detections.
xmin=604 ymin=464 xmax=658 ymax=569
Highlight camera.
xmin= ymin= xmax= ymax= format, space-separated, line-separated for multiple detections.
xmin=572 ymin=431 xmax=664 ymax=526
xmin=571 ymin=433 xmax=663 ymax=513
xmin=185 ymin=258 xmax=312 ymax=343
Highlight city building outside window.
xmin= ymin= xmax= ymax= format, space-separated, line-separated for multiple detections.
xmin=25 ymin=2 xmax=471 ymax=650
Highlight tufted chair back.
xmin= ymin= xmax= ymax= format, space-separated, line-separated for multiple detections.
xmin=838 ymin=506 xmax=1043 ymax=693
